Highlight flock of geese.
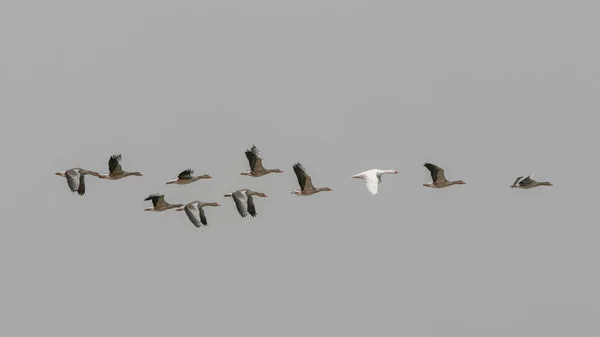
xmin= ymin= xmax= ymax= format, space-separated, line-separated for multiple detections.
xmin=56 ymin=145 xmax=554 ymax=227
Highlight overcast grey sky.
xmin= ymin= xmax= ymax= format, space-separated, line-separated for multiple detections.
xmin=1 ymin=0 xmax=599 ymax=336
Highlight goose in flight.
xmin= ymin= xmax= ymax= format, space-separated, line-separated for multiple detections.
xmin=143 ymin=194 xmax=183 ymax=212
xmin=55 ymin=168 xmax=101 ymax=195
xmin=166 ymin=169 xmax=212 ymax=185
xmin=176 ymin=201 xmax=220 ymax=227
xmin=422 ymin=163 xmax=466 ymax=188
xmin=291 ymin=162 xmax=333 ymax=196
xmin=510 ymin=174 xmax=553 ymax=189
xmin=351 ymin=169 xmax=398 ymax=195
xmin=98 ymin=154 xmax=143 ymax=180
xmin=240 ymin=145 xmax=283 ymax=177
xmin=224 ymin=189 xmax=268 ymax=218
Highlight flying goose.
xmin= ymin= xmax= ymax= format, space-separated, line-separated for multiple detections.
xmin=510 ymin=174 xmax=553 ymax=189
xmin=166 ymin=169 xmax=212 ymax=185
xmin=423 ymin=163 xmax=466 ymax=188
xmin=291 ymin=162 xmax=333 ymax=196
xmin=176 ymin=201 xmax=220 ymax=227
xmin=98 ymin=154 xmax=143 ymax=180
xmin=351 ymin=169 xmax=398 ymax=195
xmin=224 ymin=189 xmax=268 ymax=218
xmin=143 ymin=194 xmax=183 ymax=212
xmin=55 ymin=168 xmax=101 ymax=195
xmin=240 ymin=145 xmax=283 ymax=177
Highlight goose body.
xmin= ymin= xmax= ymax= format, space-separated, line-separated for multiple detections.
xmin=55 ymin=168 xmax=101 ymax=195
xmin=351 ymin=169 xmax=398 ymax=195
xmin=291 ymin=162 xmax=333 ymax=196
xmin=176 ymin=201 xmax=220 ymax=227
xmin=143 ymin=194 xmax=183 ymax=212
xmin=240 ymin=145 xmax=283 ymax=177
xmin=422 ymin=163 xmax=466 ymax=188
xmin=166 ymin=169 xmax=212 ymax=185
xmin=98 ymin=154 xmax=143 ymax=180
xmin=510 ymin=174 xmax=553 ymax=189
xmin=224 ymin=189 xmax=268 ymax=218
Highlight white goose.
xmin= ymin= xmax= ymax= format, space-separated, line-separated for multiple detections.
xmin=351 ymin=169 xmax=398 ymax=195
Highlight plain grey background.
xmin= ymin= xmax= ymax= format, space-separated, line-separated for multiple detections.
xmin=1 ymin=0 xmax=599 ymax=336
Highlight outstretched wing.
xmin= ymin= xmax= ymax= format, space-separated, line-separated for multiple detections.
xmin=232 ymin=190 xmax=249 ymax=218
xmin=519 ymin=175 xmax=534 ymax=186
xmin=108 ymin=154 xmax=123 ymax=174
xmin=363 ymin=174 xmax=380 ymax=195
xmin=184 ymin=204 xmax=202 ymax=227
xmin=245 ymin=145 xmax=264 ymax=171
xmin=65 ymin=169 xmax=80 ymax=193
xmin=77 ymin=174 xmax=86 ymax=195
xmin=247 ymin=195 xmax=257 ymax=217
xmin=512 ymin=176 xmax=524 ymax=186
xmin=198 ymin=207 xmax=208 ymax=226
xmin=178 ymin=169 xmax=194 ymax=179
xmin=424 ymin=163 xmax=446 ymax=183
xmin=144 ymin=194 xmax=164 ymax=207
xmin=293 ymin=162 xmax=314 ymax=190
